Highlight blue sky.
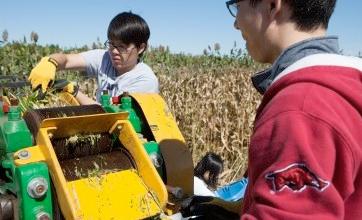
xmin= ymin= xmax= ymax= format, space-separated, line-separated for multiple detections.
xmin=1 ymin=0 xmax=361 ymax=56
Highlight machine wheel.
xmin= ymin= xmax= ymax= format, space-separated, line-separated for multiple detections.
xmin=0 ymin=194 xmax=17 ymax=220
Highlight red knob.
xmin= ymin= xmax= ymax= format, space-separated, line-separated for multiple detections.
xmin=112 ymin=96 xmax=119 ymax=104
xmin=2 ymin=103 xmax=9 ymax=113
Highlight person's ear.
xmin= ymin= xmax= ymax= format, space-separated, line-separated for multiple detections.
xmin=203 ymin=171 xmax=210 ymax=182
xmin=137 ymin=43 xmax=147 ymax=55
xmin=266 ymin=0 xmax=282 ymax=19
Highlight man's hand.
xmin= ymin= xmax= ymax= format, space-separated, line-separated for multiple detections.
xmin=180 ymin=196 xmax=241 ymax=220
xmin=28 ymin=57 xmax=58 ymax=93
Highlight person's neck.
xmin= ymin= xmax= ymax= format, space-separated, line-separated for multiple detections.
xmin=270 ymin=24 xmax=327 ymax=63
xmin=116 ymin=63 xmax=137 ymax=76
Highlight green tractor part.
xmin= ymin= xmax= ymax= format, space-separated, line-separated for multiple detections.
xmin=101 ymin=91 xmax=144 ymax=133
xmin=0 ymin=107 xmax=32 ymax=156
xmin=0 ymin=106 xmax=52 ymax=220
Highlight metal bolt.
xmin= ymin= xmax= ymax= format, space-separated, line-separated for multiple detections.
xmin=36 ymin=212 xmax=51 ymax=220
xmin=27 ymin=177 xmax=48 ymax=199
xmin=18 ymin=150 xmax=30 ymax=159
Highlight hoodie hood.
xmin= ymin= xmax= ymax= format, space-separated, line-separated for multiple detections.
xmin=257 ymin=53 xmax=362 ymax=125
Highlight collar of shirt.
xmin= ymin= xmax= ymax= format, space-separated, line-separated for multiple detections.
xmin=251 ymin=36 xmax=340 ymax=94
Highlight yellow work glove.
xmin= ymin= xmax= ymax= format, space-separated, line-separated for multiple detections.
xmin=28 ymin=57 xmax=58 ymax=93
xmin=62 ymin=82 xmax=73 ymax=94
xmin=52 ymin=79 xmax=79 ymax=97
xmin=63 ymin=82 xmax=79 ymax=96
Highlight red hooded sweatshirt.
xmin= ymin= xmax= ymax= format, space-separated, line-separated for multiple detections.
xmin=241 ymin=54 xmax=362 ymax=219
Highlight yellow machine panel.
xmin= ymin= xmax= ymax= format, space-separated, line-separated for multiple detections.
xmin=131 ymin=94 xmax=194 ymax=197
xmin=58 ymin=92 xmax=80 ymax=106
xmin=67 ymin=170 xmax=161 ymax=220
xmin=15 ymin=112 xmax=167 ymax=220
xmin=130 ymin=94 xmax=185 ymax=143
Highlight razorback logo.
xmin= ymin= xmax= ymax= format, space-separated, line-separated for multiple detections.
xmin=265 ymin=163 xmax=330 ymax=192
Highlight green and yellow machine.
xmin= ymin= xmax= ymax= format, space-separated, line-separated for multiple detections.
xmin=0 ymin=79 xmax=193 ymax=220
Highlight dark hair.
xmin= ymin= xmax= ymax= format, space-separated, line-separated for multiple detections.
xmin=249 ymin=0 xmax=336 ymax=31
xmin=194 ymin=152 xmax=224 ymax=189
xmin=107 ymin=12 xmax=150 ymax=56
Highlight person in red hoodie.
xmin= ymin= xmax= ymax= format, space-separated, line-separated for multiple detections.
xmin=181 ymin=0 xmax=362 ymax=219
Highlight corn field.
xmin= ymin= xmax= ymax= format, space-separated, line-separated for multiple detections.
xmin=0 ymin=41 xmax=263 ymax=184
xmin=160 ymin=68 xmax=260 ymax=183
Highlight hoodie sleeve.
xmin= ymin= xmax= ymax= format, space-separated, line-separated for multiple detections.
xmin=241 ymin=111 xmax=355 ymax=220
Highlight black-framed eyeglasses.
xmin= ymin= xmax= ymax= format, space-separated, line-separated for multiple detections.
xmin=226 ymin=0 xmax=244 ymax=17
xmin=104 ymin=40 xmax=134 ymax=53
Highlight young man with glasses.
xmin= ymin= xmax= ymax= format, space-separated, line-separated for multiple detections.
xmin=28 ymin=12 xmax=158 ymax=105
xmin=181 ymin=0 xmax=362 ymax=219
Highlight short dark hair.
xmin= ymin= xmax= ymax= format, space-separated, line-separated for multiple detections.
xmin=250 ymin=0 xmax=336 ymax=31
xmin=194 ymin=152 xmax=224 ymax=189
xmin=107 ymin=12 xmax=150 ymax=53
